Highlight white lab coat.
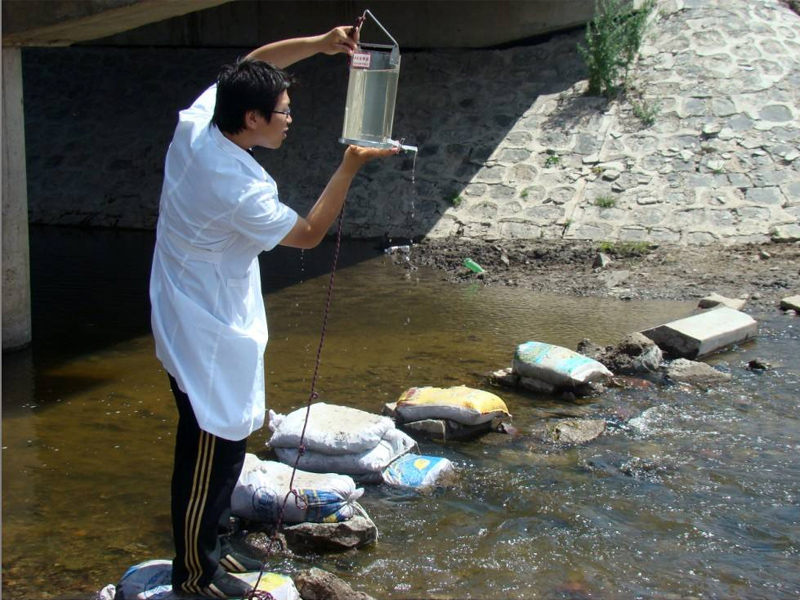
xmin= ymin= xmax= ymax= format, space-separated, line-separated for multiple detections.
xmin=150 ymin=85 xmax=298 ymax=441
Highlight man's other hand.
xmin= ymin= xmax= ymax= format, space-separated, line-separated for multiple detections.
xmin=317 ymin=27 xmax=358 ymax=57
xmin=344 ymin=144 xmax=400 ymax=168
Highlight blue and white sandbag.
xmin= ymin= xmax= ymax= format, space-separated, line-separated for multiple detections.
xmin=382 ymin=454 xmax=456 ymax=490
xmin=232 ymin=454 xmax=363 ymax=524
xmin=115 ymin=559 xmax=299 ymax=600
xmin=513 ymin=341 xmax=613 ymax=387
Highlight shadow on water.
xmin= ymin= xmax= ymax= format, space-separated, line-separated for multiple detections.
xmin=18 ymin=225 xmax=389 ymax=387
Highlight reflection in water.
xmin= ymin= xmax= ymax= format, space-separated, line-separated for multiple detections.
xmin=3 ymin=227 xmax=799 ymax=599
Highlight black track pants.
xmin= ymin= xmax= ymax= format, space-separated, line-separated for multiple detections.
xmin=168 ymin=375 xmax=247 ymax=593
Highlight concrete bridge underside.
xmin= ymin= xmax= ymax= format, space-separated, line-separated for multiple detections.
xmin=2 ymin=0 xmax=600 ymax=350
xmin=2 ymin=0 xmax=231 ymax=350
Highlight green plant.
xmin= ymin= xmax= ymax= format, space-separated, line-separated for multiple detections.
xmin=451 ymin=195 xmax=463 ymax=207
xmin=578 ymin=0 xmax=655 ymax=98
xmin=599 ymin=240 xmax=651 ymax=257
xmin=594 ymin=195 xmax=617 ymax=208
xmin=544 ymin=153 xmax=561 ymax=168
xmin=631 ymin=98 xmax=660 ymax=126
xmin=520 ymin=188 xmax=529 ymax=199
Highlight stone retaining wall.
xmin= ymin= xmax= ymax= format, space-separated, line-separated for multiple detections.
xmin=21 ymin=0 xmax=800 ymax=243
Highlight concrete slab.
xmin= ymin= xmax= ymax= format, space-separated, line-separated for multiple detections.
xmin=698 ymin=292 xmax=747 ymax=311
xmin=641 ymin=307 xmax=758 ymax=358
xmin=780 ymin=295 xmax=800 ymax=312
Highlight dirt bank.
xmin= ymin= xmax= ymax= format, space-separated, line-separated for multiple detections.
xmin=409 ymin=239 xmax=800 ymax=311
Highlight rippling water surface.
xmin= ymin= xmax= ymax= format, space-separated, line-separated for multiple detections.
xmin=3 ymin=227 xmax=799 ymax=599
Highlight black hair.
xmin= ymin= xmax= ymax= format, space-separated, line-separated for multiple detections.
xmin=211 ymin=58 xmax=294 ymax=134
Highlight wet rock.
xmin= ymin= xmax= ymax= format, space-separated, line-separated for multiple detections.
xmin=698 ymin=292 xmax=747 ymax=311
xmin=294 ymin=568 xmax=376 ymax=600
xmin=747 ymin=357 xmax=772 ymax=371
xmin=547 ymin=419 xmax=606 ymax=444
xmin=570 ymin=381 xmax=605 ymax=397
xmin=244 ymin=530 xmax=293 ymax=559
xmin=619 ymin=456 xmax=671 ymax=481
xmin=578 ymin=333 xmax=663 ymax=375
xmin=497 ymin=421 xmax=520 ymax=436
xmin=488 ymin=367 xmax=520 ymax=388
xmin=576 ymin=338 xmax=604 ymax=360
xmin=610 ymin=333 xmax=663 ymax=374
xmin=610 ymin=376 xmax=656 ymax=389
xmin=519 ymin=376 xmax=557 ymax=395
xmin=779 ymin=295 xmax=800 ymax=312
xmin=665 ymin=358 xmax=732 ymax=386
xmin=281 ymin=515 xmax=378 ymax=552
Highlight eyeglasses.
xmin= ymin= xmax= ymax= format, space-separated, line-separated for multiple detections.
xmin=272 ymin=108 xmax=292 ymax=117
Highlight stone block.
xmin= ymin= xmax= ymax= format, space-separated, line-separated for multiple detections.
xmin=641 ymin=307 xmax=758 ymax=358
xmin=771 ymin=224 xmax=800 ymax=242
xmin=780 ymin=295 xmax=800 ymax=312
xmin=698 ymin=292 xmax=747 ymax=311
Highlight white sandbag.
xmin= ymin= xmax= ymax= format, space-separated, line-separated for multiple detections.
xmin=382 ymin=454 xmax=456 ymax=490
xmin=513 ymin=341 xmax=613 ymax=387
xmin=93 ymin=584 xmax=115 ymax=600
xmin=396 ymin=385 xmax=511 ymax=425
xmin=115 ymin=559 xmax=299 ymax=600
xmin=274 ymin=428 xmax=416 ymax=480
xmin=268 ymin=403 xmax=394 ymax=455
xmin=231 ymin=454 xmax=363 ymax=524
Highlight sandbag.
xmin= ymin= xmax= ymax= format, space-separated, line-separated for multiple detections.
xmin=382 ymin=454 xmax=456 ymax=489
xmin=231 ymin=454 xmax=363 ymax=524
xmin=268 ymin=403 xmax=394 ymax=455
xmin=115 ymin=559 xmax=299 ymax=600
xmin=396 ymin=385 xmax=510 ymax=425
xmin=513 ymin=341 xmax=613 ymax=387
xmin=274 ymin=428 xmax=416 ymax=481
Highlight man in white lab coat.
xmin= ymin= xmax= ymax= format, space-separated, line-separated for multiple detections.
xmin=150 ymin=25 xmax=396 ymax=599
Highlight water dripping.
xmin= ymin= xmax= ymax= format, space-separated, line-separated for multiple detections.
xmin=300 ymin=248 xmax=305 ymax=278
xmin=406 ymin=144 xmax=418 ymax=222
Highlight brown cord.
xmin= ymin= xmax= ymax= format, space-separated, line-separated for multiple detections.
xmin=248 ymin=205 xmax=347 ymax=596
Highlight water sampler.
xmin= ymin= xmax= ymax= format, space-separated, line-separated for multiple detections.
xmin=340 ymin=10 xmax=418 ymax=154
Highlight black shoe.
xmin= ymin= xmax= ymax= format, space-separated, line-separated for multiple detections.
xmin=175 ymin=570 xmax=253 ymax=599
xmin=219 ymin=537 xmax=265 ymax=574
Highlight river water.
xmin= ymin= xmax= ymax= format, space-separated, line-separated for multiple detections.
xmin=3 ymin=227 xmax=799 ymax=599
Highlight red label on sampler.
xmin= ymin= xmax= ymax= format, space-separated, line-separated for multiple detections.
xmin=352 ymin=52 xmax=372 ymax=69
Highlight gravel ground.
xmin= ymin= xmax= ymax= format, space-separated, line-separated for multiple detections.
xmin=409 ymin=239 xmax=800 ymax=312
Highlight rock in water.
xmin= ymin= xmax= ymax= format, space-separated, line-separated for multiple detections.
xmin=294 ymin=568 xmax=376 ymax=600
